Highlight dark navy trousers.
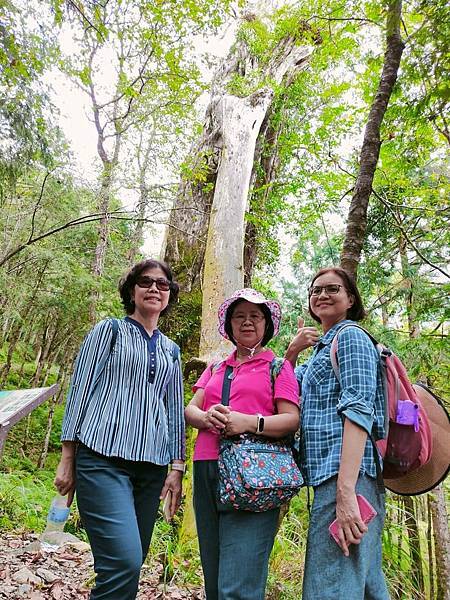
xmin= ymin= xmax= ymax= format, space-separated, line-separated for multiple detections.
xmin=76 ymin=444 xmax=166 ymax=600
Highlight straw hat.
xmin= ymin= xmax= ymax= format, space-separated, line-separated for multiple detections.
xmin=385 ymin=383 xmax=450 ymax=496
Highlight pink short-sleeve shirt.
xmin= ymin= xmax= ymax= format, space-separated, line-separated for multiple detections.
xmin=192 ymin=349 xmax=299 ymax=460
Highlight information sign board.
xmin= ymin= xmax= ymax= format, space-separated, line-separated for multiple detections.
xmin=0 ymin=385 xmax=59 ymax=455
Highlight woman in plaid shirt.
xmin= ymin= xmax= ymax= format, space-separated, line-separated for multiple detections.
xmin=286 ymin=267 xmax=389 ymax=600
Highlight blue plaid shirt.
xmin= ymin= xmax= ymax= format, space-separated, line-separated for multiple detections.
xmin=295 ymin=320 xmax=385 ymax=487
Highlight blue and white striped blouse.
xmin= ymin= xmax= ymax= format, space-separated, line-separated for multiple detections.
xmin=61 ymin=317 xmax=185 ymax=464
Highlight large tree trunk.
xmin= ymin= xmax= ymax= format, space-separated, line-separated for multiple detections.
xmin=164 ymin=17 xmax=311 ymax=297
xmin=340 ymin=0 xmax=405 ymax=277
xmin=199 ymin=53 xmax=311 ymax=360
xmin=169 ymin=12 xmax=313 ymax=551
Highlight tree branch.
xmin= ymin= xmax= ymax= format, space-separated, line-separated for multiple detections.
xmin=66 ymin=0 xmax=106 ymax=42
xmin=371 ymin=188 xmax=449 ymax=278
xmin=27 ymin=170 xmax=54 ymax=244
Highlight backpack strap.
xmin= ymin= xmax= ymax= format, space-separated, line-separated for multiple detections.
xmin=330 ymin=324 xmax=378 ymax=381
xmin=329 ymin=324 xmax=385 ymax=494
xmin=108 ymin=318 xmax=120 ymax=354
xmin=217 ymin=357 xmax=284 ymax=405
xmin=270 ymin=357 xmax=285 ymax=390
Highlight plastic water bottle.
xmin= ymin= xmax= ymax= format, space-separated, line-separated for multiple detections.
xmin=40 ymin=495 xmax=70 ymax=550
xmin=45 ymin=495 xmax=70 ymax=532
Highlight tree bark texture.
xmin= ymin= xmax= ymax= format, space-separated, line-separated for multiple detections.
xmin=164 ymin=21 xmax=311 ymax=297
xmin=340 ymin=0 xmax=405 ymax=278
xmin=243 ymin=103 xmax=282 ymax=284
xmin=198 ymin=43 xmax=311 ymax=360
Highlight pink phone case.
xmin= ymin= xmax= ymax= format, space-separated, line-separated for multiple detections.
xmin=328 ymin=494 xmax=377 ymax=546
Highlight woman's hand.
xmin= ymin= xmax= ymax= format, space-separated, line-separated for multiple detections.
xmin=223 ymin=411 xmax=255 ymax=437
xmin=54 ymin=456 xmax=76 ymax=506
xmin=335 ymin=487 xmax=368 ymax=556
xmin=285 ymin=317 xmax=320 ymax=366
xmin=185 ymin=390 xmax=230 ymax=432
xmin=204 ymin=404 xmax=230 ymax=431
xmin=160 ymin=470 xmax=183 ymax=519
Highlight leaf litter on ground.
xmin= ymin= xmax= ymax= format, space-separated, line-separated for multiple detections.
xmin=0 ymin=533 xmax=204 ymax=599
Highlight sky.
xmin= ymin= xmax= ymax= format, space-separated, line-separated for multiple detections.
xmin=45 ymin=12 xmax=241 ymax=256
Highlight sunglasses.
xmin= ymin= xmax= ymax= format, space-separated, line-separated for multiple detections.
xmin=135 ymin=277 xmax=171 ymax=291
xmin=309 ymin=284 xmax=346 ymax=296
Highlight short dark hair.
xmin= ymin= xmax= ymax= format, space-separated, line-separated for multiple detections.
xmin=308 ymin=267 xmax=366 ymax=323
xmin=224 ymin=299 xmax=275 ymax=347
xmin=119 ymin=259 xmax=179 ymax=316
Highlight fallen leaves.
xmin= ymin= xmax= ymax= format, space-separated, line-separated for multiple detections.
xmin=0 ymin=533 xmax=204 ymax=599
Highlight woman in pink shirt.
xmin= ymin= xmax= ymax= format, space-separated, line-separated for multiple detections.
xmin=185 ymin=288 xmax=299 ymax=600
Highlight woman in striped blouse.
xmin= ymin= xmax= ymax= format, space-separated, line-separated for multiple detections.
xmin=54 ymin=259 xmax=185 ymax=600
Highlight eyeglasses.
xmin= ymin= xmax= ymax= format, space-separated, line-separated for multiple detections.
xmin=231 ymin=313 xmax=265 ymax=324
xmin=135 ymin=277 xmax=171 ymax=291
xmin=309 ymin=284 xmax=346 ymax=296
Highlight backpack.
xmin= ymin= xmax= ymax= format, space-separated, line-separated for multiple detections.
xmin=330 ymin=324 xmax=432 ymax=491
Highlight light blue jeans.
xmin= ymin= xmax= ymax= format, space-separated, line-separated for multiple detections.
xmin=76 ymin=444 xmax=167 ymax=600
xmin=193 ymin=460 xmax=280 ymax=600
xmin=302 ymin=474 xmax=390 ymax=600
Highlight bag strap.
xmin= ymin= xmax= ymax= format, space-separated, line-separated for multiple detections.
xmin=330 ymin=323 xmax=378 ymax=381
xmin=330 ymin=324 xmax=385 ymax=494
xmin=219 ymin=358 xmax=283 ymax=406
xmin=109 ymin=318 xmax=120 ymax=354
xmin=221 ymin=365 xmax=234 ymax=407
xmin=270 ymin=357 xmax=284 ymax=390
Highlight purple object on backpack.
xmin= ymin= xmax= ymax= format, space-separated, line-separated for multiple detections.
xmin=396 ymin=400 xmax=420 ymax=432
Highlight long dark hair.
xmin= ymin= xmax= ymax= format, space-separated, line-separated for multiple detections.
xmin=308 ymin=267 xmax=366 ymax=323
xmin=118 ymin=259 xmax=179 ymax=316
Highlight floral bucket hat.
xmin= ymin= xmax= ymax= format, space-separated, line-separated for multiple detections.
xmin=218 ymin=288 xmax=282 ymax=340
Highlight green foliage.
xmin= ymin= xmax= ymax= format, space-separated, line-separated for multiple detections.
xmin=160 ymin=290 xmax=202 ymax=356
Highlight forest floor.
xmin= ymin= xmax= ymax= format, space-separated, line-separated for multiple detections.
xmin=0 ymin=533 xmax=204 ymax=599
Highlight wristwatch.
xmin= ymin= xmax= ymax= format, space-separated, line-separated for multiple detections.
xmin=170 ymin=463 xmax=186 ymax=474
xmin=256 ymin=414 xmax=265 ymax=433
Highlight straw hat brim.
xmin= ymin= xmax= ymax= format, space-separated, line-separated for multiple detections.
xmin=385 ymin=383 xmax=450 ymax=496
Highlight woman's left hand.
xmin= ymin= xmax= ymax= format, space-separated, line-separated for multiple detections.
xmin=335 ymin=489 xmax=368 ymax=557
xmin=223 ymin=411 xmax=254 ymax=437
xmin=160 ymin=470 xmax=183 ymax=519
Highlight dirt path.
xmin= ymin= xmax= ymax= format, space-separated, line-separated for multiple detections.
xmin=0 ymin=533 xmax=203 ymax=599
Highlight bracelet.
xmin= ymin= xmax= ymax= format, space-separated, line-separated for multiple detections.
xmin=170 ymin=463 xmax=186 ymax=474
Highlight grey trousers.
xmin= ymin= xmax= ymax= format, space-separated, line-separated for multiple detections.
xmin=193 ymin=460 xmax=280 ymax=600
